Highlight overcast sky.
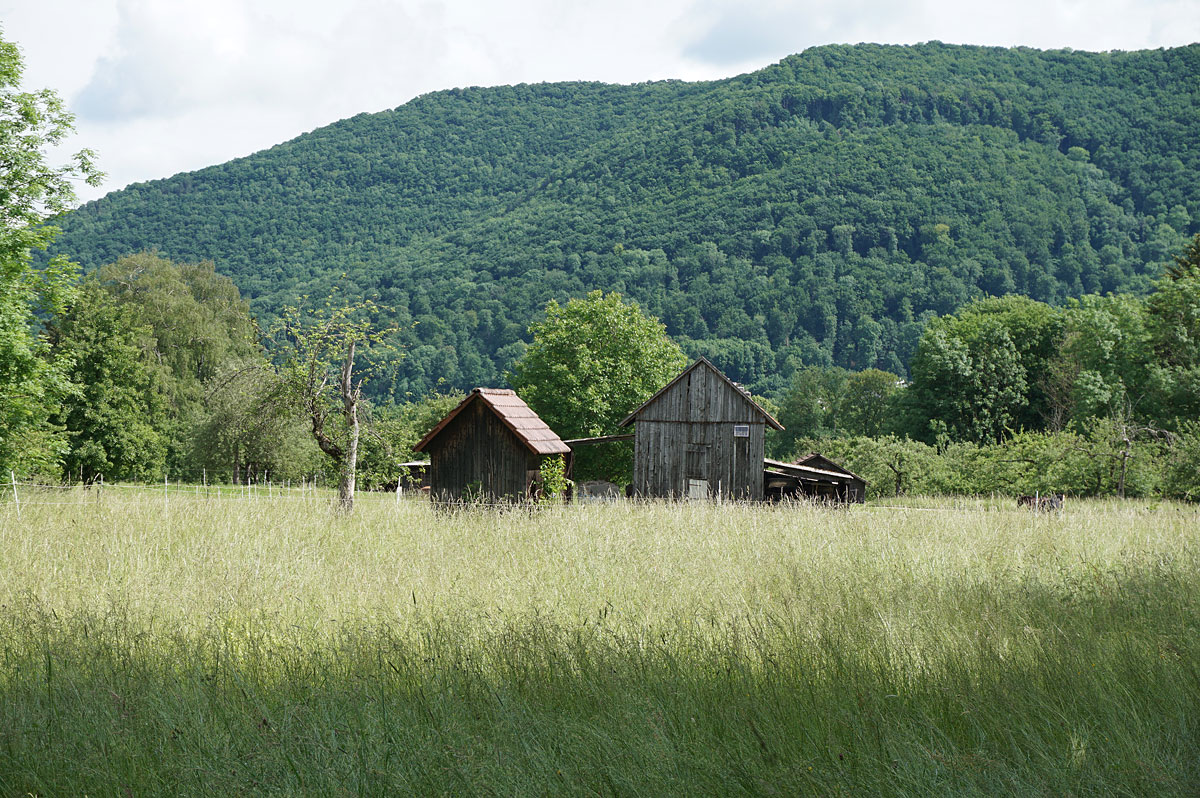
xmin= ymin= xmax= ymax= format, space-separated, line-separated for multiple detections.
xmin=3 ymin=0 xmax=1197 ymax=204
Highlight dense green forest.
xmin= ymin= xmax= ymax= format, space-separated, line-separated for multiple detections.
xmin=47 ymin=43 xmax=1200 ymax=398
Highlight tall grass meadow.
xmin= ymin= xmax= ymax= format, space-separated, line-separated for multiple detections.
xmin=1 ymin=486 xmax=1197 ymax=795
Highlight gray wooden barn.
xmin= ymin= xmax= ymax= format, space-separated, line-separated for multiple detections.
xmin=618 ymin=357 xmax=783 ymax=500
xmin=413 ymin=388 xmax=570 ymax=503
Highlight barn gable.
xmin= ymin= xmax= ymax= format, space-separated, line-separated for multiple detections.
xmin=619 ymin=358 xmax=782 ymax=500
xmin=617 ymin=357 xmax=783 ymax=429
xmin=414 ymin=389 xmax=568 ymax=502
xmin=415 ymin=389 xmax=569 ymax=457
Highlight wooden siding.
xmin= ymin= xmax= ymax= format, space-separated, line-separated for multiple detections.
xmin=633 ymin=362 xmax=771 ymax=424
xmin=629 ymin=362 xmax=771 ymax=500
xmin=425 ymin=399 xmax=541 ymax=502
xmin=633 ymin=419 xmax=765 ymax=499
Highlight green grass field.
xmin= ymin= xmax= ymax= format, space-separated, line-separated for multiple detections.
xmin=2 ymin=488 xmax=1197 ymax=795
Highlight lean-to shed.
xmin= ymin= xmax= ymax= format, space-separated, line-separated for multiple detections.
xmin=763 ymin=454 xmax=867 ymax=503
xmin=413 ymin=388 xmax=570 ymax=503
xmin=618 ymin=357 xmax=783 ymax=500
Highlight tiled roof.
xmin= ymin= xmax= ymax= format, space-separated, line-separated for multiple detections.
xmin=413 ymin=388 xmax=571 ymax=456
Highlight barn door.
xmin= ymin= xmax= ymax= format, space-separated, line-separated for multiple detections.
xmin=685 ymin=444 xmax=709 ymax=498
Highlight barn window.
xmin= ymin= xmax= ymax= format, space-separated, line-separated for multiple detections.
xmin=733 ymin=424 xmax=750 ymax=437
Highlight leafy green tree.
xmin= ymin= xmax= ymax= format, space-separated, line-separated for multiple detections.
xmin=1162 ymin=421 xmax=1200 ymax=500
xmin=92 ymin=252 xmax=262 ymax=474
xmin=837 ymin=368 xmax=902 ymax=437
xmin=0 ymin=31 xmax=102 ymax=476
xmin=1144 ymin=263 xmax=1200 ymax=427
xmin=772 ymin=366 xmax=848 ymax=456
xmin=94 ymin=253 xmax=259 ymax=395
xmin=508 ymin=290 xmax=687 ymax=482
xmin=51 ymin=283 xmax=169 ymax=482
xmin=1046 ymin=294 xmax=1150 ymax=430
xmin=191 ymin=361 xmax=321 ymax=484
xmin=905 ymin=317 xmax=1027 ymax=444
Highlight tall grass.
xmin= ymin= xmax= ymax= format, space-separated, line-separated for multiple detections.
xmin=1 ymin=489 xmax=1197 ymax=795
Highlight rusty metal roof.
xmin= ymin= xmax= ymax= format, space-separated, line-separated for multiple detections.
xmin=413 ymin=388 xmax=571 ymax=456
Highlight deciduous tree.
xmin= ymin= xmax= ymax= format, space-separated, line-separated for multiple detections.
xmin=0 ymin=30 xmax=102 ymax=476
xmin=508 ymin=291 xmax=687 ymax=482
xmin=273 ymin=301 xmax=393 ymax=511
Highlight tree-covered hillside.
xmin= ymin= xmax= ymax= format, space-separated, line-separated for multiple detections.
xmin=48 ymin=43 xmax=1200 ymax=398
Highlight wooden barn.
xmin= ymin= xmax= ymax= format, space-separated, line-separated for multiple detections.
xmin=413 ymin=388 xmax=570 ymax=503
xmin=763 ymin=454 xmax=867 ymax=503
xmin=618 ymin=357 xmax=783 ymax=500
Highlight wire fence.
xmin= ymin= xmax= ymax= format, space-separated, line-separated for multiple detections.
xmin=5 ymin=465 xmax=1196 ymax=520
xmin=0 ymin=470 xmax=437 ymax=515
xmin=5 ymin=473 xmax=1190 ymax=517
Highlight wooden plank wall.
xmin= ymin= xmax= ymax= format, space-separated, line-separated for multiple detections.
xmin=427 ymin=400 xmax=539 ymax=502
xmin=632 ymin=365 xmax=767 ymax=500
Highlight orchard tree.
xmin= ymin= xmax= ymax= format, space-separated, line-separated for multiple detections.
xmin=0 ymin=30 xmax=103 ymax=475
xmin=508 ymin=290 xmax=687 ymax=482
xmin=192 ymin=361 xmax=321 ymax=485
xmin=273 ymin=300 xmax=393 ymax=512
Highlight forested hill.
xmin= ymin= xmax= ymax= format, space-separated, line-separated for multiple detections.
xmin=49 ymin=42 xmax=1200 ymax=398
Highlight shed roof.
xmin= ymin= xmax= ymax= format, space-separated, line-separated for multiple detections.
xmin=763 ymin=458 xmax=855 ymax=482
xmin=617 ymin=357 xmax=784 ymax=430
xmin=413 ymin=388 xmax=571 ymax=456
xmin=794 ymin=453 xmax=867 ymax=483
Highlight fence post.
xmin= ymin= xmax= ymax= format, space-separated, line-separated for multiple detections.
xmin=10 ymin=470 xmax=18 ymax=521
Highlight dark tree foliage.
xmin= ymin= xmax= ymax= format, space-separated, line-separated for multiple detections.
xmin=50 ymin=282 xmax=170 ymax=482
xmin=45 ymin=43 xmax=1199 ymax=400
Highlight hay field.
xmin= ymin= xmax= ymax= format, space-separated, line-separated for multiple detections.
xmin=1 ymin=488 xmax=1197 ymax=795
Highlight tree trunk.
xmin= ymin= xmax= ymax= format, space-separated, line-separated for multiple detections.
xmin=1118 ymin=438 xmax=1131 ymax=499
xmin=336 ymin=340 xmax=360 ymax=513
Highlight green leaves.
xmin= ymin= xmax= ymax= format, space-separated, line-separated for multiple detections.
xmin=42 ymin=44 xmax=1200 ymax=400
xmin=509 ymin=291 xmax=686 ymax=481
xmin=0 ymin=30 xmax=103 ymax=477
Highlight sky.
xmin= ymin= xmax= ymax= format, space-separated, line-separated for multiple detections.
xmin=3 ymin=0 xmax=1197 ymax=205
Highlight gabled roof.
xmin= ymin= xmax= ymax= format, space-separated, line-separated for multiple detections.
xmin=413 ymin=388 xmax=571 ymax=456
xmin=794 ymin=453 xmax=866 ymax=483
xmin=617 ymin=357 xmax=784 ymax=430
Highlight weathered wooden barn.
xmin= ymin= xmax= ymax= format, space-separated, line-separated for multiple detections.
xmin=763 ymin=454 xmax=867 ymax=503
xmin=618 ymin=357 xmax=783 ymax=500
xmin=413 ymin=388 xmax=570 ymax=502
